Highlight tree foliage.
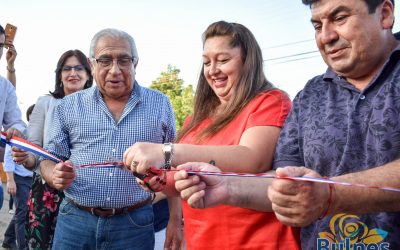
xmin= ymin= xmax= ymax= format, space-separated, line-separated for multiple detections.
xmin=150 ymin=65 xmax=194 ymax=131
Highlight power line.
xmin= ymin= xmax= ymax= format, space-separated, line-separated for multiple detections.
xmin=264 ymin=50 xmax=319 ymax=62
xmin=264 ymin=39 xmax=314 ymax=49
xmin=269 ymin=55 xmax=321 ymax=65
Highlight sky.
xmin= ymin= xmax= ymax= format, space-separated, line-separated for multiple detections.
xmin=1 ymin=0 xmax=400 ymax=115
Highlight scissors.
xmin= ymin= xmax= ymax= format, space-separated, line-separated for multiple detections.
xmin=108 ymin=154 xmax=165 ymax=192
xmin=133 ymin=167 xmax=166 ymax=192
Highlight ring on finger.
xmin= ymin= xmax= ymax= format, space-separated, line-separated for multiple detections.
xmin=131 ymin=160 xmax=139 ymax=169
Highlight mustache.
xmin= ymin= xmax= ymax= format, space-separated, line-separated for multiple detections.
xmin=324 ymin=40 xmax=349 ymax=53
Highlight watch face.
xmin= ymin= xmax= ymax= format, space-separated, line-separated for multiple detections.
xmin=164 ymin=144 xmax=172 ymax=153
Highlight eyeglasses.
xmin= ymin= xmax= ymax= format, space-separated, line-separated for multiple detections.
xmin=62 ymin=65 xmax=85 ymax=72
xmin=93 ymin=57 xmax=135 ymax=70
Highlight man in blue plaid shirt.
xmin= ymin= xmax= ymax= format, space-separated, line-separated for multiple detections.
xmin=39 ymin=28 xmax=177 ymax=250
xmin=0 ymin=24 xmax=26 ymax=213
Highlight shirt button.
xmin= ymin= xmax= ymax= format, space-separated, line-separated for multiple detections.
xmin=106 ymin=197 xmax=111 ymax=201
xmin=112 ymin=148 xmax=116 ymax=152
xmin=360 ymin=95 xmax=366 ymax=100
xmin=109 ymin=172 xmax=113 ymax=177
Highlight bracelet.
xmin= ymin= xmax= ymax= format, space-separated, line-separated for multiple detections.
xmin=319 ymin=178 xmax=335 ymax=219
xmin=7 ymin=66 xmax=15 ymax=73
xmin=162 ymin=143 xmax=174 ymax=169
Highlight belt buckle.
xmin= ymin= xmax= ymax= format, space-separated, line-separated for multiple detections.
xmin=94 ymin=207 xmax=116 ymax=217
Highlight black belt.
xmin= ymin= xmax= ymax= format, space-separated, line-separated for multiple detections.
xmin=70 ymin=198 xmax=151 ymax=218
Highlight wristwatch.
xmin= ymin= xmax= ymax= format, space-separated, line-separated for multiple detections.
xmin=162 ymin=143 xmax=174 ymax=169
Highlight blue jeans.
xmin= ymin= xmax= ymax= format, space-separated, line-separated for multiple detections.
xmin=52 ymin=198 xmax=155 ymax=250
xmin=3 ymin=174 xmax=32 ymax=250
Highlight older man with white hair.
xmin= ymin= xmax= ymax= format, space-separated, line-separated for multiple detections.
xmin=40 ymin=28 xmax=181 ymax=249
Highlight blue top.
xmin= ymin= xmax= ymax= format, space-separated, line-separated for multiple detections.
xmin=0 ymin=76 xmax=26 ymax=132
xmin=3 ymin=145 xmax=33 ymax=177
xmin=153 ymin=199 xmax=169 ymax=232
xmin=44 ymin=81 xmax=176 ymax=208
xmin=274 ymin=47 xmax=400 ymax=249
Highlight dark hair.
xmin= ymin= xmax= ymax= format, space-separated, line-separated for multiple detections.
xmin=302 ymin=0 xmax=394 ymax=13
xmin=0 ymin=24 xmax=4 ymax=35
xmin=177 ymin=21 xmax=273 ymax=142
xmin=26 ymin=104 xmax=35 ymax=121
xmin=50 ymin=49 xmax=93 ymax=99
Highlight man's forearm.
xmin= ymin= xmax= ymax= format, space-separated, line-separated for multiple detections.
xmin=5 ymin=172 xmax=14 ymax=182
xmin=40 ymin=160 xmax=56 ymax=187
xmin=226 ymin=177 xmax=273 ymax=212
xmin=331 ymin=160 xmax=400 ymax=215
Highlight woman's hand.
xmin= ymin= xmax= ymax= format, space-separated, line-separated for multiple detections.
xmin=6 ymin=44 xmax=17 ymax=67
xmin=5 ymin=127 xmax=24 ymax=140
xmin=123 ymin=142 xmax=164 ymax=174
xmin=135 ymin=167 xmax=167 ymax=192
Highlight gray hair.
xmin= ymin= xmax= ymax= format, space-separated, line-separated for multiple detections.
xmin=89 ymin=28 xmax=139 ymax=66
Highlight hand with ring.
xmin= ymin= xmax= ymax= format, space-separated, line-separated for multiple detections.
xmin=130 ymin=160 xmax=139 ymax=172
xmin=123 ymin=142 xmax=165 ymax=174
xmin=123 ymin=142 xmax=168 ymax=192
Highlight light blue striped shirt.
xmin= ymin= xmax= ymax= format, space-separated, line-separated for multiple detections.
xmin=44 ymin=81 xmax=176 ymax=208
xmin=0 ymin=76 xmax=26 ymax=132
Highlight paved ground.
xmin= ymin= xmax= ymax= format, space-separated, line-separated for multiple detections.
xmin=0 ymin=182 xmax=13 ymax=249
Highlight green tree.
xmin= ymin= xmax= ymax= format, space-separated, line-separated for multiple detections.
xmin=150 ymin=65 xmax=194 ymax=131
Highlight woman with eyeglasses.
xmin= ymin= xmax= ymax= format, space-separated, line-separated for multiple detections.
xmin=12 ymin=49 xmax=93 ymax=249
